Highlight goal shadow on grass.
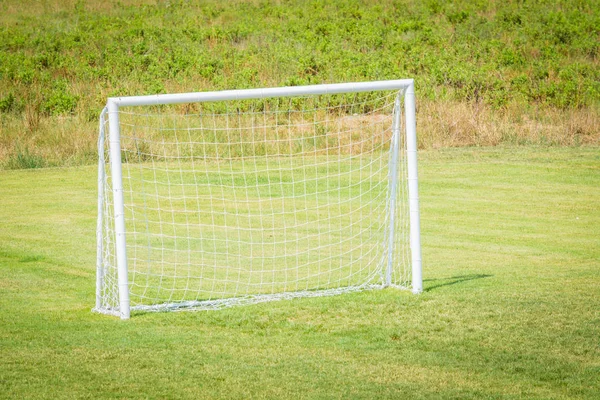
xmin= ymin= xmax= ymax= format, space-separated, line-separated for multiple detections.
xmin=423 ymin=274 xmax=492 ymax=292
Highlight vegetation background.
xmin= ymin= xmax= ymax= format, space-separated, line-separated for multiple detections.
xmin=1 ymin=1 xmax=599 ymax=398
xmin=0 ymin=0 xmax=599 ymax=169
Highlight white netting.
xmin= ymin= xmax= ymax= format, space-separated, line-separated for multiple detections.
xmin=95 ymin=90 xmax=411 ymax=315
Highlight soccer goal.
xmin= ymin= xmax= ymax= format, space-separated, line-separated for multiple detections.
xmin=94 ymin=80 xmax=422 ymax=319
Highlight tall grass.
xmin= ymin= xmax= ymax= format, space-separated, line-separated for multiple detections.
xmin=419 ymin=100 xmax=599 ymax=147
xmin=0 ymin=0 xmax=599 ymax=169
xmin=3 ymin=146 xmax=46 ymax=170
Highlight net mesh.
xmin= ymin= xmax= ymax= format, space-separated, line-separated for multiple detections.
xmin=95 ymin=90 xmax=410 ymax=315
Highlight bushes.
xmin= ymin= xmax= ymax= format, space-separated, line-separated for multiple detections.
xmin=1 ymin=0 xmax=598 ymax=108
xmin=41 ymin=80 xmax=78 ymax=116
xmin=0 ymin=0 xmax=598 ymax=169
xmin=0 ymin=93 xmax=18 ymax=113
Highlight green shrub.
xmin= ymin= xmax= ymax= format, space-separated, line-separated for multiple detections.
xmin=0 ymin=93 xmax=16 ymax=113
xmin=499 ymin=48 xmax=524 ymax=67
xmin=426 ymin=0 xmax=443 ymax=15
xmin=447 ymin=10 xmax=469 ymax=24
xmin=41 ymin=80 xmax=78 ymax=116
xmin=499 ymin=11 xmax=522 ymax=27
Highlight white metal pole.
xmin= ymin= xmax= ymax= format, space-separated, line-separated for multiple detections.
xmin=109 ymin=79 xmax=415 ymax=107
xmin=404 ymin=82 xmax=423 ymax=294
xmin=386 ymin=96 xmax=402 ymax=286
xmin=95 ymin=107 xmax=107 ymax=311
xmin=107 ymin=100 xmax=131 ymax=319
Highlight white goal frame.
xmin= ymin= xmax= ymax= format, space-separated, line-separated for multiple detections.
xmin=96 ymin=79 xmax=422 ymax=319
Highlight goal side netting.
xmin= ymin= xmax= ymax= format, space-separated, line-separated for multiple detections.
xmin=94 ymin=80 xmax=422 ymax=319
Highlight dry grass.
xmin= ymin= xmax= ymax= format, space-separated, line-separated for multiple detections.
xmin=1 ymin=99 xmax=599 ymax=169
xmin=0 ymin=114 xmax=97 ymax=169
xmin=418 ymin=100 xmax=600 ymax=148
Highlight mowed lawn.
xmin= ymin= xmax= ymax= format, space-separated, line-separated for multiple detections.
xmin=0 ymin=147 xmax=598 ymax=399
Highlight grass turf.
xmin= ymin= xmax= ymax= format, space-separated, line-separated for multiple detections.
xmin=0 ymin=146 xmax=598 ymax=399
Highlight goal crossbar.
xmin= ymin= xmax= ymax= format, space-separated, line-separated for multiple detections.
xmin=96 ymin=79 xmax=422 ymax=320
xmin=109 ymin=79 xmax=416 ymax=107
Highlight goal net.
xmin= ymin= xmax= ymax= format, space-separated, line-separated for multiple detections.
xmin=95 ymin=80 xmax=422 ymax=319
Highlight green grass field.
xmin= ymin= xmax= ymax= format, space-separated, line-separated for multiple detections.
xmin=1 ymin=146 xmax=598 ymax=399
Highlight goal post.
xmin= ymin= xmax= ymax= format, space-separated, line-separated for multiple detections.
xmin=95 ymin=79 xmax=422 ymax=319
